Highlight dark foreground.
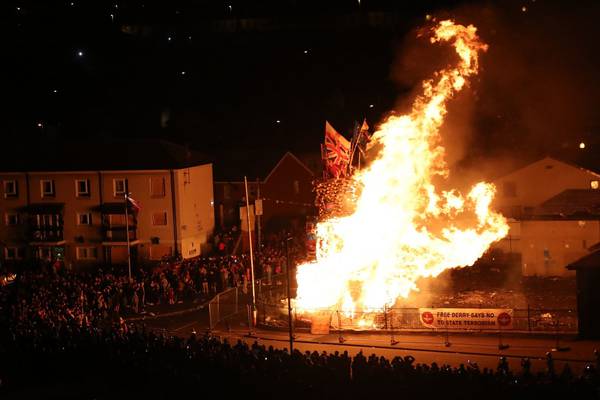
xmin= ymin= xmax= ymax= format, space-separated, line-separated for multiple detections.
xmin=1 ymin=265 xmax=597 ymax=399
xmin=2 ymin=325 xmax=600 ymax=400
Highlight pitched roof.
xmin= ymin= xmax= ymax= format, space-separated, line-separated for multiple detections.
xmin=0 ymin=138 xmax=210 ymax=172
xmin=213 ymin=150 xmax=316 ymax=182
xmin=495 ymin=156 xmax=600 ymax=181
xmin=212 ymin=148 xmax=282 ymax=182
xmin=264 ymin=152 xmax=314 ymax=183
xmin=566 ymin=249 xmax=600 ymax=270
xmin=537 ymin=189 xmax=600 ymax=216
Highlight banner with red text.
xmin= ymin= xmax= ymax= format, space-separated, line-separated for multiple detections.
xmin=419 ymin=308 xmax=513 ymax=330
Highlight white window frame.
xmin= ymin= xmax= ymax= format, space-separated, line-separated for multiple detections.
xmin=77 ymin=212 xmax=92 ymax=226
xmin=38 ymin=214 xmax=56 ymax=227
xmin=76 ymin=247 xmax=97 ymax=260
xmin=5 ymin=247 xmax=23 ymax=260
xmin=3 ymin=180 xmax=17 ymax=198
xmin=40 ymin=179 xmax=55 ymax=197
xmin=5 ymin=213 xmax=18 ymax=226
xmin=152 ymin=211 xmax=168 ymax=226
xmin=75 ymin=179 xmax=90 ymax=197
xmin=113 ymin=178 xmax=127 ymax=197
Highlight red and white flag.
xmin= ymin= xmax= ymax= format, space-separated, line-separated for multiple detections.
xmin=324 ymin=121 xmax=350 ymax=178
xmin=126 ymin=194 xmax=142 ymax=212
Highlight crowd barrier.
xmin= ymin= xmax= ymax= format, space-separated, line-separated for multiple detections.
xmin=208 ymin=273 xmax=577 ymax=334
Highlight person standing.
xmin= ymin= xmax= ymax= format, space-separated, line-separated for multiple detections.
xmin=200 ymin=265 xmax=209 ymax=295
xmin=265 ymin=263 xmax=272 ymax=285
xmin=219 ymin=265 xmax=229 ymax=291
xmin=132 ymin=288 xmax=139 ymax=314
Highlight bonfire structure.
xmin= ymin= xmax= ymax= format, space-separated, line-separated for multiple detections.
xmin=294 ymin=20 xmax=510 ymax=333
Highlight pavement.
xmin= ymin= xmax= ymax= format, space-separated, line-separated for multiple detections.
xmin=220 ymin=329 xmax=600 ymax=375
xmin=135 ymin=306 xmax=600 ymax=375
xmin=123 ymin=296 xmax=212 ymax=321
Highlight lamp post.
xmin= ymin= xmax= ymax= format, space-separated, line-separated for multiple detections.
xmin=124 ymin=193 xmax=132 ymax=281
xmin=285 ymin=235 xmax=294 ymax=353
xmin=244 ymin=176 xmax=257 ymax=327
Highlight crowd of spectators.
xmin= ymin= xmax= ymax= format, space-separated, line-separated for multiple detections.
xmin=1 ymin=321 xmax=599 ymax=398
xmin=0 ymin=230 xmax=304 ymax=331
xmin=3 ymin=228 xmax=599 ymax=398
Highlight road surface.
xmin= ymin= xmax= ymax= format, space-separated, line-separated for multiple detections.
xmin=135 ymin=306 xmax=599 ymax=375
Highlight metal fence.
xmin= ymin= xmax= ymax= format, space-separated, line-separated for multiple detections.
xmin=209 ymin=273 xmax=577 ymax=334
xmin=327 ymin=307 xmax=577 ymax=333
xmin=257 ymin=301 xmax=577 ymax=334
xmin=207 ymin=274 xmax=288 ymax=330
xmin=208 ymin=286 xmax=247 ymax=330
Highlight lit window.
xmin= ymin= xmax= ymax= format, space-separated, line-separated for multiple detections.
xmin=3 ymin=180 xmax=18 ymax=198
xmin=75 ymin=179 xmax=90 ymax=196
xmin=591 ymin=180 xmax=599 ymax=190
xmin=41 ymin=180 xmax=55 ymax=197
xmin=152 ymin=211 xmax=168 ymax=226
xmin=5 ymin=213 xmax=18 ymax=226
xmin=113 ymin=178 xmax=127 ymax=196
xmin=77 ymin=213 xmax=92 ymax=225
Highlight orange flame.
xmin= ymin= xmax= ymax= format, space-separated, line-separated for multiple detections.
xmin=295 ymin=21 xmax=508 ymax=315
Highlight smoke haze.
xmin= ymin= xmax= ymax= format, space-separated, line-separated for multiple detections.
xmin=389 ymin=0 xmax=600 ymax=181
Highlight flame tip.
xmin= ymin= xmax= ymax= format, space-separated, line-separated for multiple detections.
xmin=295 ymin=20 xmax=507 ymax=321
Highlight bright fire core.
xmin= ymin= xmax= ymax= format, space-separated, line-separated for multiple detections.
xmin=295 ymin=21 xmax=509 ymax=317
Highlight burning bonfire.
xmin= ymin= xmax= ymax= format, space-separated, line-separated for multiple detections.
xmin=294 ymin=21 xmax=509 ymax=324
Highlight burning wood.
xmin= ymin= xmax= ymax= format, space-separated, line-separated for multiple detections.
xmin=295 ymin=20 xmax=509 ymax=324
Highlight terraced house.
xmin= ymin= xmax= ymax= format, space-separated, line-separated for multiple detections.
xmin=0 ymin=139 xmax=214 ymax=269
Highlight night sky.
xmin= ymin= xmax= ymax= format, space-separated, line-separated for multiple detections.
xmin=2 ymin=0 xmax=600 ymax=176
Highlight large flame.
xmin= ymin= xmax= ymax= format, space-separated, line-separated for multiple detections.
xmin=295 ymin=21 xmax=508 ymax=315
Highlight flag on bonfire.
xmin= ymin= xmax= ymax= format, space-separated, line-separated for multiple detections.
xmin=358 ymin=118 xmax=370 ymax=143
xmin=126 ymin=194 xmax=142 ymax=213
xmin=324 ymin=121 xmax=351 ymax=178
xmin=350 ymin=118 xmax=371 ymax=156
xmin=357 ymin=118 xmax=372 ymax=154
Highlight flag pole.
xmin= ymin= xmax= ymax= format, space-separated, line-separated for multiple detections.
xmin=244 ymin=176 xmax=257 ymax=326
xmin=124 ymin=193 xmax=132 ymax=281
xmin=256 ymin=177 xmax=262 ymax=251
xmin=347 ymin=121 xmax=360 ymax=175
xmin=320 ymin=144 xmax=328 ymax=179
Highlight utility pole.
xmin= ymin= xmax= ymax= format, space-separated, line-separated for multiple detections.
xmin=244 ymin=176 xmax=257 ymax=326
xmin=256 ymin=178 xmax=262 ymax=251
xmin=124 ymin=193 xmax=132 ymax=281
xmin=285 ymin=235 xmax=294 ymax=353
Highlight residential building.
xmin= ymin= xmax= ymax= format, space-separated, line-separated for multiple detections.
xmin=214 ymin=151 xmax=316 ymax=246
xmin=0 ymin=139 xmax=214 ymax=269
xmin=492 ymin=157 xmax=600 ymax=277
xmin=493 ymin=156 xmax=600 ymax=219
